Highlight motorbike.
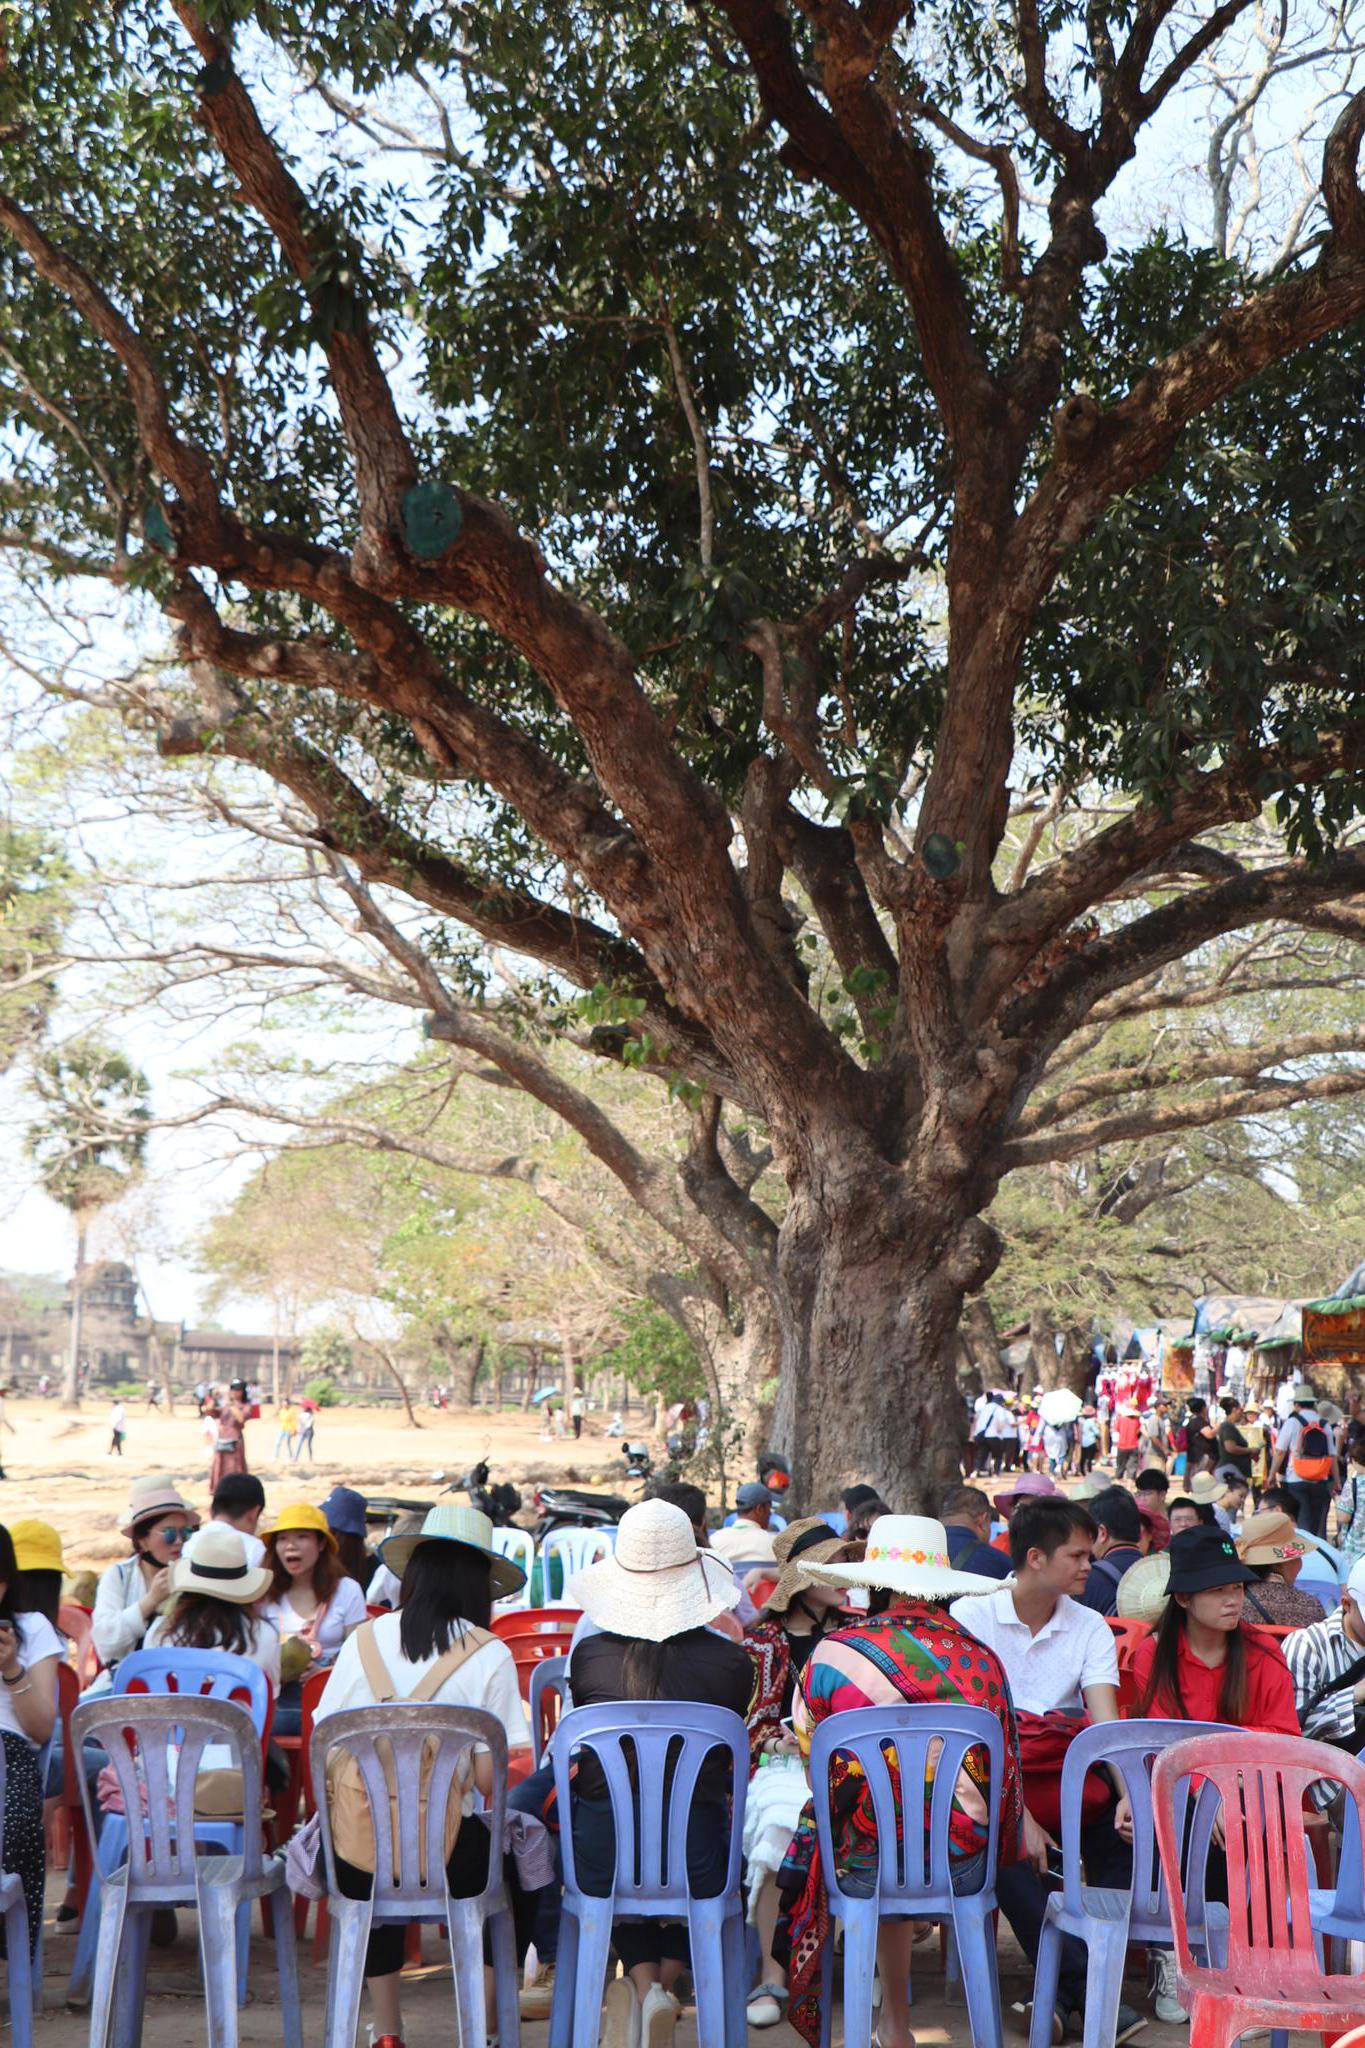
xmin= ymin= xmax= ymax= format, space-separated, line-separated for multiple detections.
xmin=445 ymin=1456 xmax=523 ymax=1528
xmin=531 ymin=1441 xmax=653 ymax=1541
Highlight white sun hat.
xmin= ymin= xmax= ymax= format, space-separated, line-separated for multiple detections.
xmin=568 ymin=1498 xmax=740 ymax=1642
xmin=169 ymin=1523 xmax=273 ymax=1606
xmin=802 ymin=1514 xmax=1006 ymax=1602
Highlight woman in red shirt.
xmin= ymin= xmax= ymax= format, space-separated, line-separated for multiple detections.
xmin=1131 ymin=1524 xmax=1298 ymax=1733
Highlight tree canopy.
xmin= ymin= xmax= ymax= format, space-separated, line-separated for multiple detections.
xmin=5 ymin=0 xmax=1365 ymax=1498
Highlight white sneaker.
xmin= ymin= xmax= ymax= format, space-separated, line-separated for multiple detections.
xmin=600 ymin=1978 xmax=641 ymax=2048
xmin=1149 ymin=1947 xmax=1187 ymax=2026
xmin=640 ymin=1984 xmax=680 ymax=2048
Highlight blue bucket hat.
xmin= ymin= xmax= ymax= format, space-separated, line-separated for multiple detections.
xmin=320 ymin=1486 xmax=369 ymax=1540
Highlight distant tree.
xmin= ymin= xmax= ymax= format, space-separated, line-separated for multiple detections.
xmin=25 ymin=1039 xmax=150 ymax=1406
xmin=0 ymin=829 xmax=73 ymax=1077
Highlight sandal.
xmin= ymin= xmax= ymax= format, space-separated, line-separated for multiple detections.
xmin=747 ymin=1983 xmax=789 ymax=2029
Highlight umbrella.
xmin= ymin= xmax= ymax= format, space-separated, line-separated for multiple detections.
xmin=531 ymin=1385 xmax=559 ymax=1404
xmin=1038 ymin=1389 xmax=1083 ymax=1426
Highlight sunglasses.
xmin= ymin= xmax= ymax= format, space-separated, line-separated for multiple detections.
xmin=147 ymin=1523 xmax=192 ymax=1546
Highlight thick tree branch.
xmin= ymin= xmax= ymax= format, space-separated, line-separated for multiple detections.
xmin=1017 ymin=1025 xmax=1365 ymax=1137
xmin=1003 ymin=1066 xmax=1365 ymax=1168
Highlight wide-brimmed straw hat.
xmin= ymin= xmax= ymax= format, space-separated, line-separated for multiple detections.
xmin=1188 ymin=1472 xmax=1228 ymax=1508
xmin=379 ymin=1502 xmax=526 ymax=1601
xmin=170 ymin=1524 xmax=273 ymax=1606
xmin=762 ymin=1517 xmax=853 ymax=1615
xmin=1117 ymin=1552 xmax=1171 ymax=1624
xmin=568 ymin=1499 xmax=738 ymax=1642
xmin=802 ymin=1514 xmax=1004 ymax=1603
xmin=121 ymin=1479 xmax=200 ymax=1539
xmin=1236 ymin=1511 xmax=1309 ymax=1569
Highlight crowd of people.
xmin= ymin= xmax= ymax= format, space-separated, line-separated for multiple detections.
xmin=3 ymin=1363 xmax=1365 ymax=2048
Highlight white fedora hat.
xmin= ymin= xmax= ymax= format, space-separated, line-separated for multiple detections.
xmin=802 ymin=1514 xmax=1005 ymax=1602
xmin=568 ymin=1499 xmax=739 ymax=1642
xmin=170 ymin=1523 xmax=273 ymax=1606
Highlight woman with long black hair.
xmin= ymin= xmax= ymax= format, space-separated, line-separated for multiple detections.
xmin=0 ymin=1523 xmax=60 ymax=1962
xmin=567 ymin=1498 xmax=751 ymax=2048
xmin=315 ymin=1504 xmax=532 ymax=2048
xmin=1131 ymin=1524 xmax=1300 ymax=1730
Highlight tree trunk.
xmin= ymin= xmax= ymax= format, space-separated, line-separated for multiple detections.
xmin=62 ymin=1220 xmax=86 ymax=1409
xmin=1058 ymin=1325 xmax=1093 ymax=1396
xmin=270 ymin=1311 xmax=281 ymax=1407
xmin=1030 ymin=1308 xmax=1060 ymax=1390
xmin=961 ymin=1296 xmax=1003 ymax=1389
xmin=561 ymin=1329 xmax=576 ymax=1426
xmin=373 ymin=1343 xmax=422 ymax=1427
xmin=771 ymin=1144 xmax=997 ymax=1513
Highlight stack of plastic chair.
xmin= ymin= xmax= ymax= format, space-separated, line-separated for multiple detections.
xmin=70 ymin=1693 xmax=300 ymax=2048
xmin=809 ymin=1704 xmax=1006 ymax=2048
xmin=0 ymin=1727 xmax=35 ymax=2048
xmin=1027 ymin=1719 xmax=1227 ymax=2048
xmin=550 ymin=1701 xmax=750 ymax=2048
xmin=311 ymin=1704 xmax=520 ymax=2048
xmin=529 ymin=1655 xmax=570 ymax=1769
xmin=539 ymin=1526 xmax=613 ymax=1603
xmin=290 ymin=1667 xmax=334 ymax=1958
xmin=493 ymin=1608 xmax=580 ymax=1701
xmin=491 ymin=1527 xmax=536 ymax=1611
xmin=67 ymin=1648 xmax=272 ymax=2005
xmin=1152 ymin=1728 xmax=1365 ymax=2048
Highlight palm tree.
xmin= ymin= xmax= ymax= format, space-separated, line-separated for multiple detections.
xmin=26 ymin=1040 xmax=151 ymax=1407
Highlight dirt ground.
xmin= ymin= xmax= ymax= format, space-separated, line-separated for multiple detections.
xmin=30 ymin=1868 xmax=1199 ymax=2048
xmin=0 ymin=1397 xmax=637 ymax=1571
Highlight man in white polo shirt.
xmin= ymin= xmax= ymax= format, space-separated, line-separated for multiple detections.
xmin=952 ymin=1497 xmax=1143 ymax=2043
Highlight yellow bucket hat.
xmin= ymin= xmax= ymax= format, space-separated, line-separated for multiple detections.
xmin=9 ymin=1520 xmax=63 ymax=1575
xmin=265 ymin=1502 xmax=336 ymax=1552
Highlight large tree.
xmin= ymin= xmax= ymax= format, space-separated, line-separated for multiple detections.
xmin=5 ymin=2 xmax=1365 ymax=1501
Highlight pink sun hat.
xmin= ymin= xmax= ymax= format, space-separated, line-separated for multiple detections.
xmin=992 ymin=1472 xmax=1064 ymax=1514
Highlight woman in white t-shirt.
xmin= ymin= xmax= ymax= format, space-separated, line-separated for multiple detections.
xmin=263 ymin=1502 xmax=366 ymax=1735
xmin=143 ymin=1525 xmax=280 ymax=1789
xmin=316 ymin=1504 xmax=532 ymax=2048
xmin=0 ymin=1523 xmax=60 ymax=1961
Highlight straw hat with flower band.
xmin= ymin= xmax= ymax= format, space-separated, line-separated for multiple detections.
xmin=801 ymin=1514 xmax=1006 ymax=1602
xmin=1236 ymin=1510 xmax=1310 ymax=1569
xmin=568 ymin=1498 xmax=738 ymax=1641
xmin=761 ymin=1516 xmax=854 ymax=1616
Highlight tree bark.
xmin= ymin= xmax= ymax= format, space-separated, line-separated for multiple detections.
xmin=1030 ymin=1308 xmax=1062 ymax=1390
xmin=63 ymin=1221 xmax=86 ymax=1409
xmin=371 ymin=1341 xmax=421 ymax=1427
xmin=770 ymin=1146 xmax=992 ymax=1513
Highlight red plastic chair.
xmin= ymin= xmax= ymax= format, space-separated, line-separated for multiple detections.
xmin=1105 ymin=1617 xmax=1150 ymax=1670
xmin=492 ymin=1607 xmax=579 ymax=1702
xmin=1151 ymin=1730 xmax=1365 ymax=2048
xmin=59 ymin=1603 xmax=102 ymax=1688
xmin=47 ymin=1665 xmax=94 ymax=1918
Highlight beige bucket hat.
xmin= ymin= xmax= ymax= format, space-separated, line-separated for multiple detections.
xmin=762 ymin=1517 xmax=854 ymax=1615
xmin=568 ymin=1499 xmax=739 ymax=1642
xmin=170 ymin=1523 xmax=273 ymax=1606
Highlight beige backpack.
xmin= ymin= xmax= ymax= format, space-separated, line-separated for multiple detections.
xmin=324 ymin=1620 xmax=494 ymax=1878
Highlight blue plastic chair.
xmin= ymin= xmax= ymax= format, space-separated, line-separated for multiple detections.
xmin=68 ymin=1649 xmax=272 ymax=2004
xmin=808 ymin=1704 xmax=1007 ymax=2048
xmin=0 ymin=1734 xmax=34 ymax=2048
xmin=70 ymin=1693 xmax=300 ymax=2048
xmin=549 ymin=1702 xmax=749 ymax=2048
xmin=311 ymin=1703 xmax=520 ymax=2048
xmin=1027 ymin=1719 xmax=1228 ymax=2048
xmin=529 ymin=1655 xmax=570 ymax=1769
xmin=539 ymin=1527 xmax=614 ymax=1603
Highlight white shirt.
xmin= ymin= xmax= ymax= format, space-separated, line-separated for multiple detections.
xmin=0 ymin=1612 xmax=63 ymax=1745
xmin=366 ymin=1562 xmax=401 ymax=1610
xmin=950 ymin=1586 xmax=1119 ymax=1715
xmin=1276 ymin=1409 xmax=1334 ymax=1463
xmin=316 ymin=1611 xmax=528 ymax=1804
xmin=185 ymin=1521 xmax=266 ymax=1571
xmin=146 ymin=1611 xmax=281 ymax=1690
xmin=986 ymin=1403 xmax=1015 ymax=1440
xmin=708 ymin=1520 xmax=778 ymax=1565
xmin=264 ymin=1574 xmax=367 ymax=1663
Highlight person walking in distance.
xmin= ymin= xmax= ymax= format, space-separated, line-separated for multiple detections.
xmin=1269 ymin=1383 xmax=1336 ymax=1537
xmin=109 ymin=1399 xmax=127 ymax=1457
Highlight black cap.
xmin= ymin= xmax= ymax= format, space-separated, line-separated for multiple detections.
xmin=1165 ymin=1525 xmax=1258 ymax=1596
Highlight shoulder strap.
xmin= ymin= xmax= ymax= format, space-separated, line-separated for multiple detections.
xmin=356 ymin=1621 xmax=395 ymax=1700
xmin=1304 ymin=1645 xmax=1365 ymax=1719
xmin=407 ymin=1624 xmax=496 ymax=1702
xmin=1243 ymin=1587 xmax=1274 ymax=1624
xmin=1092 ymin=1556 xmax=1125 ymax=1587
